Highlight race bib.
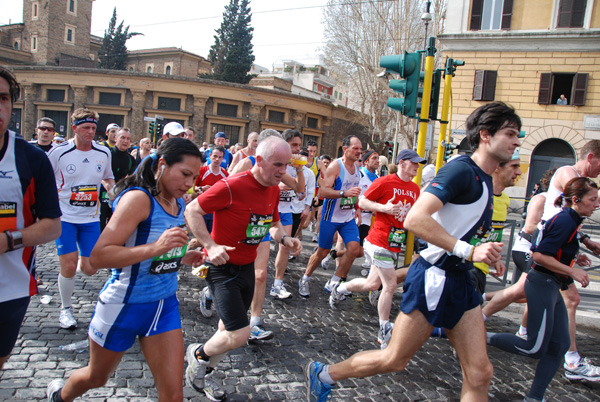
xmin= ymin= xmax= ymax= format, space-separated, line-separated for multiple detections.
xmin=0 ymin=201 xmax=17 ymax=232
xmin=280 ymin=191 xmax=293 ymax=203
xmin=340 ymin=196 xmax=357 ymax=210
xmin=149 ymin=245 xmax=187 ymax=275
xmin=388 ymin=227 xmax=406 ymax=248
xmin=468 ymin=225 xmax=492 ymax=247
xmin=242 ymin=213 xmax=273 ymax=245
xmin=487 ymin=227 xmax=504 ymax=242
xmin=70 ymin=185 xmax=98 ymax=207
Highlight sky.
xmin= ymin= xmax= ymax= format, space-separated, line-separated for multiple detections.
xmin=0 ymin=0 xmax=328 ymax=69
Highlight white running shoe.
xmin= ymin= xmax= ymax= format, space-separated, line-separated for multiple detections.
xmin=368 ymin=290 xmax=380 ymax=307
xmin=329 ymin=282 xmax=343 ymax=309
xmin=59 ymin=306 xmax=77 ymax=329
xmin=249 ymin=325 xmax=274 ymax=341
xmin=46 ymin=379 xmax=65 ymax=402
xmin=186 ymin=343 xmax=209 ymax=391
xmin=270 ymin=283 xmax=292 ymax=300
xmin=200 ymin=287 xmax=213 ymax=318
xmin=564 ymin=357 xmax=600 ymax=381
xmin=298 ymin=277 xmax=311 ymax=298
xmin=312 ymin=232 xmax=318 ymax=242
xmin=377 ymin=322 xmax=394 ymax=349
xmin=321 ymin=254 xmax=333 ymax=270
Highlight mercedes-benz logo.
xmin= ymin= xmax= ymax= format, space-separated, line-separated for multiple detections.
xmin=66 ymin=164 xmax=76 ymax=174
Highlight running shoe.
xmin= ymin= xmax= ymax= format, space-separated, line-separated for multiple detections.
xmin=305 ymin=361 xmax=335 ymax=402
xmin=361 ymin=261 xmax=371 ymax=269
xmin=46 ymin=379 xmax=65 ymax=402
xmin=564 ymin=357 xmax=600 ymax=381
xmin=377 ymin=322 xmax=394 ymax=349
xmin=368 ymin=290 xmax=380 ymax=307
xmin=515 ymin=329 xmax=527 ymax=340
xmin=59 ymin=306 xmax=77 ymax=329
xmin=203 ymin=372 xmax=226 ymax=401
xmin=312 ymin=232 xmax=319 ymax=242
xmin=523 ymin=397 xmax=546 ymax=402
xmin=200 ymin=287 xmax=213 ymax=318
xmin=186 ymin=343 xmax=209 ymax=391
xmin=321 ymin=254 xmax=332 ymax=270
xmin=249 ymin=324 xmax=274 ymax=341
xmin=328 ymin=282 xmax=343 ymax=309
xmin=298 ymin=277 xmax=311 ymax=298
xmin=270 ymin=283 xmax=292 ymax=300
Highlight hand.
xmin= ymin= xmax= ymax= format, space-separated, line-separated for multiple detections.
xmin=344 ymin=186 xmax=362 ymax=198
xmin=284 ymin=236 xmax=303 ymax=256
xmin=279 ymin=183 xmax=292 ymax=191
xmin=297 ymin=192 xmax=306 ymax=201
xmin=205 ymin=244 xmax=236 ymax=266
xmin=153 ymin=227 xmax=189 ymax=256
xmin=182 ymin=249 xmax=206 ymax=267
xmin=572 ymin=268 xmax=589 ymax=288
xmin=183 ymin=193 xmax=192 ymax=204
xmin=491 ymin=261 xmax=506 ymax=277
xmin=575 ymin=253 xmax=592 ymax=267
xmin=201 ymin=185 xmax=212 ymax=193
xmin=471 ymin=242 xmax=504 ymax=265
xmin=583 ymin=238 xmax=600 ymax=256
xmin=381 ymin=194 xmax=401 ymax=216
xmin=300 ymin=205 xmax=310 ymax=219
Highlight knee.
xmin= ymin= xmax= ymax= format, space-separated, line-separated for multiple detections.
xmin=379 ymin=353 xmax=409 ymax=373
xmin=564 ymin=291 xmax=580 ymax=310
xmin=346 ymin=243 xmax=361 ymax=258
xmin=464 ymin=360 xmax=493 ymax=388
xmin=254 ymin=267 xmax=267 ymax=284
xmin=86 ymin=371 xmax=111 ymax=389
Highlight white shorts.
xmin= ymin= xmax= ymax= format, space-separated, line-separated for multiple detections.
xmin=364 ymin=239 xmax=397 ymax=269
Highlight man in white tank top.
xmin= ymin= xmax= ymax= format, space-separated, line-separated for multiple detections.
xmin=540 ymin=140 xmax=600 ymax=381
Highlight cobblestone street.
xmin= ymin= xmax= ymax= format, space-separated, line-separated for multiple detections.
xmin=2 ymin=238 xmax=600 ymax=401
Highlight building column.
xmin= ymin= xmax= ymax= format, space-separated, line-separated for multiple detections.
xmin=71 ymin=86 xmax=87 ymax=111
xmin=193 ymin=96 xmax=209 ymax=143
xmin=292 ymin=111 xmax=306 ymax=131
xmin=248 ymin=103 xmax=264 ymax=133
xmin=22 ymin=84 xmax=37 ymax=140
xmin=131 ymin=90 xmax=147 ymax=142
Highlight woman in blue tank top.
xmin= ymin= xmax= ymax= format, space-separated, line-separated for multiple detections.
xmin=47 ymin=138 xmax=205 ymax=402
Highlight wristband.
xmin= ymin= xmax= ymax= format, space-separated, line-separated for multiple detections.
xmin=280 ymin=235 xmax=290 ymax=245
xmin=4 ymin=231 xmax=13 ymax=251
xmin=453 ymin=240 xmax=475 ymax=261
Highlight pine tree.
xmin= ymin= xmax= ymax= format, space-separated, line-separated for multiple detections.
xmin=98 ymin=8 xmax=142 ymax=70
xmin=204 ymin=0 xmax=255 ymax=84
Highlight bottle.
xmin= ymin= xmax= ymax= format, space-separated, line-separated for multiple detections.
xmin=59 ymin=339 xmax=88 ymax=352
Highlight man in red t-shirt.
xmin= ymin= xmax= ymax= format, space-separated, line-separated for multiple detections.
xmin=330 ymin=149 xmax=424 ymax=349
xmin=184 ymin=136 xmax=302 ymax=400
xmin=194 ymin=145 xmax=229 ymax=234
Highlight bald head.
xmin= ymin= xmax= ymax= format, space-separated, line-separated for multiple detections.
xmin=254 ymin=136 xmax=292 ymax=187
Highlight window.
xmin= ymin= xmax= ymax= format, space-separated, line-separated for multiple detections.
xmin=32 ymin=2 xmax=39 ymax=20
xmin=303 ymin=134 xmax=319 ymax=147
xmin=216 ymin=103 xmax=238 ymax=117
xmin=538 ymin=72 xmax=588 ymax=106
xmin=268 ymin=110 xmax=285 ymax=124
xmin=14 ymin=41 xmax=19 ymax=50
xmin=470 ymin=0 xmax=513 ymax=30
xmin=68 ymin=0 xmax=75 ymax=13
xmin=66 ymin=28 xmax=73 ymax=43
xmin=165 ymin=65 xmax=171 ymax=75
xmin=473 ymin=70 xmax=497 ymax=101
xmin=557 ymin=0 xmax=587 ymax=28
xmin=99 ymin=92 xmax=122 ymax=106
xmin=147 ymin=66 xmax=152 ymax=73
xmin=47 ymin=89 xmax=65 ymax=102
xmin=306 ymin=117 xmax=319 ymax=129
xmin=157 ymin=97 xmax=181 ymax=111
xmin=31 ymin=35 xmax=38 ymax=51
xmin=211 ymin=124 xmax=240 ymax=145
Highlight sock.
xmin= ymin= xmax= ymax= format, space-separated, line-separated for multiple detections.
xmin=330 ymin=249 xmax=338 ymax=259
xmin=250 ymin=316 xmax=260 ymax=328
xmin=274 ymin=279 xmax=283 ymax=287
xmin=337 ymin=282 xmax=349 ymax=295
xmin=302 ymin=274 xmax=310 ymax=282
xmin=318 ymin=364 xmax=336 ymax=386
xmin=51 ymin=388 xmax=65 ymax=402
xmin=565 ymin=350 xmax=581 ymax=366
xmin=481 ymin=292 xmax=487 ymax=302
xmin=208 ymin=352 xmax=227 ymax=369
xmin=58 ymin=273 xmax=75 ymax=308
xmin=330 ymin=275 xmax=341 ymax=284
xmin=379 ymin=319 xmax=389 ymax=329
xmin=482 ymin=312 xmax=488 ymax=321
xmin=517 ymin=325 xmax=527 ymax=336
xmin=196 ymin=345 xmax=211 ymax=362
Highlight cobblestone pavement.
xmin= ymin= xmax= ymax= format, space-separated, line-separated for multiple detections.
xmin=2 ymin=235 xmax=600 ymax=401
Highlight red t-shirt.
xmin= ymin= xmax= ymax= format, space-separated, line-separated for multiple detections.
xmin=197 ymin=170 xmax=280 ymax=265
xmin=364 ymin=173 xmax=420 ymax=252
xmin=195 ymin=165 xmax=228 ymax=187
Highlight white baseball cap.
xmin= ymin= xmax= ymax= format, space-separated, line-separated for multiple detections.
xmin=163 ymin=122 xmax=186 ymax=137
xmin=106 ymin=123 xmax=120 ymax=132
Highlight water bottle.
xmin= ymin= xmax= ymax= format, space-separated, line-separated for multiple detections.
xmin=59 ymin=339 xmax=88 ymax=352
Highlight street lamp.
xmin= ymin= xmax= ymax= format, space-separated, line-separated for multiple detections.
xmin=421 ymin=1 xmax=432 ymax=48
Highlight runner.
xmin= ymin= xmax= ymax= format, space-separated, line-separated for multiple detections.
xmin=488 ymin=177 xmax=596 ymax=401
xmin=46 ymin=138 xmax=205 ymax=402
xmin=298 ymin=135 xmax=363 ymax=298
xmin=184 ymin=135 xmax=302 ymax=401
xmin=329 ymin=149 xmax=423 ymax=349
xmin=47 ymin=108 xmax=115 ymax=329
xmin=228 ymin=131 xmax=258 ymax=173
xmin=305 ymin=101 xmax=520 ymax=401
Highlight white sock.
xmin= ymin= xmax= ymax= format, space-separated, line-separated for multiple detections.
xmin=250 ymin=316 xmax=260 ymax=328
xmin=379 ymin=319 xmax=389 ymax=328
xmin=302 ymin=275 xmax=310 ymax=282
xmin=482 ymin=312 xmax=488 ymax=322
xmin=518 ymin=325 xmax=527 ymax=336
xmin=330 ymin=275 xmax=341 ymax=284
xmin=565 ymin=350 xmax=581 ymax=366
xmin=274 ymin=279 xmax=283 ymax=287
xmin=481 ymin=292 xmax=487 ymax=302
xmin=58 ymin=273 xmax=75 ymax=308
xmin=318 ymin=364 xmax=336 ymax=386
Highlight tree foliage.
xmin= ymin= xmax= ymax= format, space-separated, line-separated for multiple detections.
xmin=322 ymin=0 xmax=447 ymax=153
xmin=203 ymin=0 xmax=255 ymax=84
xmin=98 ymin=8 xmax=142 ymax=70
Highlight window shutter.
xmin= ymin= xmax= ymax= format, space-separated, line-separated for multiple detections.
xmin=473 ymin=70 xmax=485 ymax=100
xmin=538 ymin=73 xmax=552 ymax=104
xmin=501 ymin=0 xmax=514 ymax=29
xmin=483 ymin=71 xmax=497 ymax=100
xmin=470 ymin=0 xmax=483 ymax=31
xmin=572 ymin=73 xmax=588 ymax=106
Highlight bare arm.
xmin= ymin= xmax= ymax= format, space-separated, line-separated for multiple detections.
xmin=228 ymin=151 xmax=242 ymax=173
xmin=269 ymin=220 xmax=302 ymax=256
xmin=230 ymin=156 xmax=252 ymax=175
xmin=0 ymin=217 xmax=61 ymax=255
xmin=359 ymin=194 xmax=400 ymax=216
xmin=523 ymin=194 xmax=546 ymax=233
xmin=282 ymin=166 xmax=305 ymax=193
xmin=533 ymin=252 xmax=589 ymax=286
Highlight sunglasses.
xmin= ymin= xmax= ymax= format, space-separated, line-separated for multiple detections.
xmin=38 ymin=126 xmax=55 ymax=132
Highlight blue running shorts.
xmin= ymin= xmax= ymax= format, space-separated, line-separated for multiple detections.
xmin=55 ymin=221 xmax=101 ymax=257
xmin=318 ymin=219 xmax=360 ymax=250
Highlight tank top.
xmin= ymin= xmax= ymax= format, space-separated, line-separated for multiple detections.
xmin=322 ymin=159 xmax=361 ymax=223
xmin=542 ymin=166 xmax=580 ymax=222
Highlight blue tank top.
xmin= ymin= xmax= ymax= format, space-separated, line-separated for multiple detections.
xmin=99 ymin=187 xmax=186 ymax=304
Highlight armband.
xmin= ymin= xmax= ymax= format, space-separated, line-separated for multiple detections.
xmin=578 ymin=232 xmax=590 ymax=243
xmin=453 ymin=240 xmax=475 ymax=262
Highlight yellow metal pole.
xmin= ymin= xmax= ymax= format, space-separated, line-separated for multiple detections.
xmin=435 ymin=67 xmax=453 ymax=174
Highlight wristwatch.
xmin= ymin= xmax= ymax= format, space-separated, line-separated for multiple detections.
xmin=5 ymin=230 xmax=24 ymax=251
xmin=339 ymin=190 xmax=345 ymax=197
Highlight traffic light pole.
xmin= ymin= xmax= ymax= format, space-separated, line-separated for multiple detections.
xmin=435 ymin=58 xmax=464 ymax=174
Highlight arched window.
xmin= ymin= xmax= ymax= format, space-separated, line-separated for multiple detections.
xmin=166 ymin=65 xmax=171 ymax=75
xmin=147 ymin=66 xmax=152 ymax=73
xmin=14 ymin=42 xmax=19 ymax=50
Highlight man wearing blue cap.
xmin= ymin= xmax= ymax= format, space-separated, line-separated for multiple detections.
xmin=205 ymin=132 xmax=233 ymax=169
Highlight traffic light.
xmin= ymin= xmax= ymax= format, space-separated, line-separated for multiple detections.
xmin=444 ymin=142 xmax=458 ymax=161
xmin=380 ymin=52 xmax=422 ymax=118
xmin=156 ymin=122 xmax=163 ymax=137
xmin=428 ymin=69 xmax=442 ymax=121
xmin=384 ymin=141 xmax=393 ymax=159
xmin=148 ymin=122 xmax=155 ymax=136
